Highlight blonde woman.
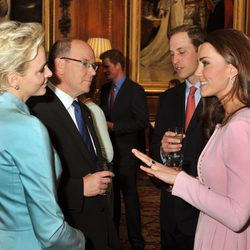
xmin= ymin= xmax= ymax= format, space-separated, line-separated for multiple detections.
xmin=0 ymin=21 xmax=85 ymax=250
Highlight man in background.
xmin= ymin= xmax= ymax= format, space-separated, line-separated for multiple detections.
xmin=27 ymin=38 xmax=120 ymax=250
xmin=100 ymin=49 xmax=149 ymax=250
xmin=151 ymin=25 xmax=205 ymax=250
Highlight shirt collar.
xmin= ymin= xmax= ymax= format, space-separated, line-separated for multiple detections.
xmin=48 ymin=82 xmax=76 ymax=110
xmin=113 ymin=76 xmax=126 ymax=91
xmin=185 ymin=79 xmax=200 ymax=90
xmin=185 ymin=80 xmax=201 ymax=106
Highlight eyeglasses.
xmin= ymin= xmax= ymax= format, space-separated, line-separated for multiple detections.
xmin=60 ymin=57 xmax=98 ymax=71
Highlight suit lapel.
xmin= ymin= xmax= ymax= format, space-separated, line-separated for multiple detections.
xmin=179 ymin=83 xmax=186 ymax=127
xmin=46 ymin=89 xmax=97 ymax=163
xmin=170 ymin=83 xmax=186 ymax=128
xmin=101 ymin=82 xmax=112 ymax=119
xmin=110 ymin=78 xmax=128 ymax=117
xmin=79 ymin=102 xmax=103 ymax=163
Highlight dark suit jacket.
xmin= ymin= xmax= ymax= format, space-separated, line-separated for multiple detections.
xmin=27 ymin=87 xmax=119 ymax=250
xmin=100 ymin=78 xmax=149 ymax=166
xmin=151 ymin=83 xmax=205 ymax=236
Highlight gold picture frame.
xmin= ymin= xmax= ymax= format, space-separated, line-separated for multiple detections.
xmin=1 ymin=0 xmax=55 ymax=53
xmin=128 ymin=0 xmax=249 ymax=93
xmin=43 ymin=0 xmax=56 ymax=52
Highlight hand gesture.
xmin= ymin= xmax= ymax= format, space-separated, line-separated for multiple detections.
xmin=132 ymin=148 xmax=180 ymax=185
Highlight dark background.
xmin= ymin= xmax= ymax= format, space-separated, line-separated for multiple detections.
xmin=10 ymin=0 xmax=42 ymax=23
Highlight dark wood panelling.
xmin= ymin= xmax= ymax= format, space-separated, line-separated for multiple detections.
xmin=146 ymin=94 xmax=159 ymax=122
xmin=111 ymin=0 xmax=125 ymax=51
xmin=54 ymin=0 xmax=125 ymax=52
xmin=78 ymin=1 xmax=110 ymax=40
xmin=248 ymin=3 xmax=250 ymax=36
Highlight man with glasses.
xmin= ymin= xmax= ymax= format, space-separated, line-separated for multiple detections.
xmin=27 ymin=39 xmax=120 ymax=250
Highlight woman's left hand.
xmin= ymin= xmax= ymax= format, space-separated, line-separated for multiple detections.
xmin=132 ymin=148 xmax=181 ymax=185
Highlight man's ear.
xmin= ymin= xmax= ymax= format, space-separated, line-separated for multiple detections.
xmin=55 ymin=57 xmax=65 ymax=75
xmin=115 ymin=62 xmax=122 ymax=71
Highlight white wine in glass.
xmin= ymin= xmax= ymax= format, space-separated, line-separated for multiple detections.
xmin=165 ymin=127 xmax=184 ymax=191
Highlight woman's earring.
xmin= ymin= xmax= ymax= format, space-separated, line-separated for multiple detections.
xmin=229 ymin=76 xmax=235 ymax=85
xmin=14 ymin=85 xmax=20 ymax=90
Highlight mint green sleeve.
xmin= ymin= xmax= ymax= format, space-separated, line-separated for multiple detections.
xmin=13 ymin=117 xmax=85 ymax=249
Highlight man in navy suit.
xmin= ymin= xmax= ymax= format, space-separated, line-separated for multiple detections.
xmin=27 ymin=39 xmax=120 ymax=250
xmin=100 ymin=49 xmax=149 ymax=250
xmin=151 ymin=25 xmax=205 ymax=250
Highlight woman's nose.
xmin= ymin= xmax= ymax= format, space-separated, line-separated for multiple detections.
xmin=194 ymin=63 xmax=202 ymax=77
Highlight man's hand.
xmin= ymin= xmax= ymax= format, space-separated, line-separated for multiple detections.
xmin=161 ymin=131 xmax=186 ymax=156
xmin=83 ymin=171 xmax=114 ymax=196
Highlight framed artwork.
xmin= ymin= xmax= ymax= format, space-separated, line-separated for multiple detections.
xmin=127 ymin=0 xmax=248 ymax=93
xmin=0 ymin=0 xmax=55 ymax=52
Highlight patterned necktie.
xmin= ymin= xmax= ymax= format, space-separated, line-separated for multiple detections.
xmin=72 ymin=100 xmax=96 ymax=161
xmin=185 ymin=86 xmax=197 ymax=131
xmin=109 ymin=84 xmax=116 ymax=112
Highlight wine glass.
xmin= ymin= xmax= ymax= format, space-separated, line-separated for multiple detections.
xmin=165 ymin=153 xmax=184 ymax=192
xmin=167 ymin=127 xmax=184 ymax=145
xmin=97 ymin=160 xmax=113 ymax=195
xmin=165 ymin=127 xmax=184 ymax=192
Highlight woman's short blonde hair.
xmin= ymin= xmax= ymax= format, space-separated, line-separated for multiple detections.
xmin=0 ymin=21 xmax=44 ymax=92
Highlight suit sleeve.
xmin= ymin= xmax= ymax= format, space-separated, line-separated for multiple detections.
xmin=113 ymin=86 xmax=149 ymax=134
xmin=15 ymin=117 xmax=85 ymax=249
xmin=151 ymin=93 xmax=166 ymax=162
xmin=172 ymin=119 xmax=250 ymax=232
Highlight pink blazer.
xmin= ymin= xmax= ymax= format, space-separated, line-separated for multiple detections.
xmin=173 ymin=108 xmax=250 ymax=250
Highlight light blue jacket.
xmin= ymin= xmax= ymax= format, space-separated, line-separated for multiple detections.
xmin=0 ymin=93 xmax=85 ymax=250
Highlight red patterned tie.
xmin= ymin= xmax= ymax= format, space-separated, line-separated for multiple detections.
xmin=109 ymin=84 xmax=115 ymax=112
xmin=185 ymin=86 xmax=197 ymax=131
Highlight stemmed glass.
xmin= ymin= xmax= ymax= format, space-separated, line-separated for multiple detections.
xmin=164 ymin=127 xmax=184 ymax=192
xmin=167 ymin=127 xmax=184 ymax=144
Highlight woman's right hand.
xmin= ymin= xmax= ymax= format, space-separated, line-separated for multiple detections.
xmin=131 ymin=149 xmax=181 ymax=185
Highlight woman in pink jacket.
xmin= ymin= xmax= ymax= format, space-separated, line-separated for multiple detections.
xmin=133 ymin=28 xmax=250 ymax=250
